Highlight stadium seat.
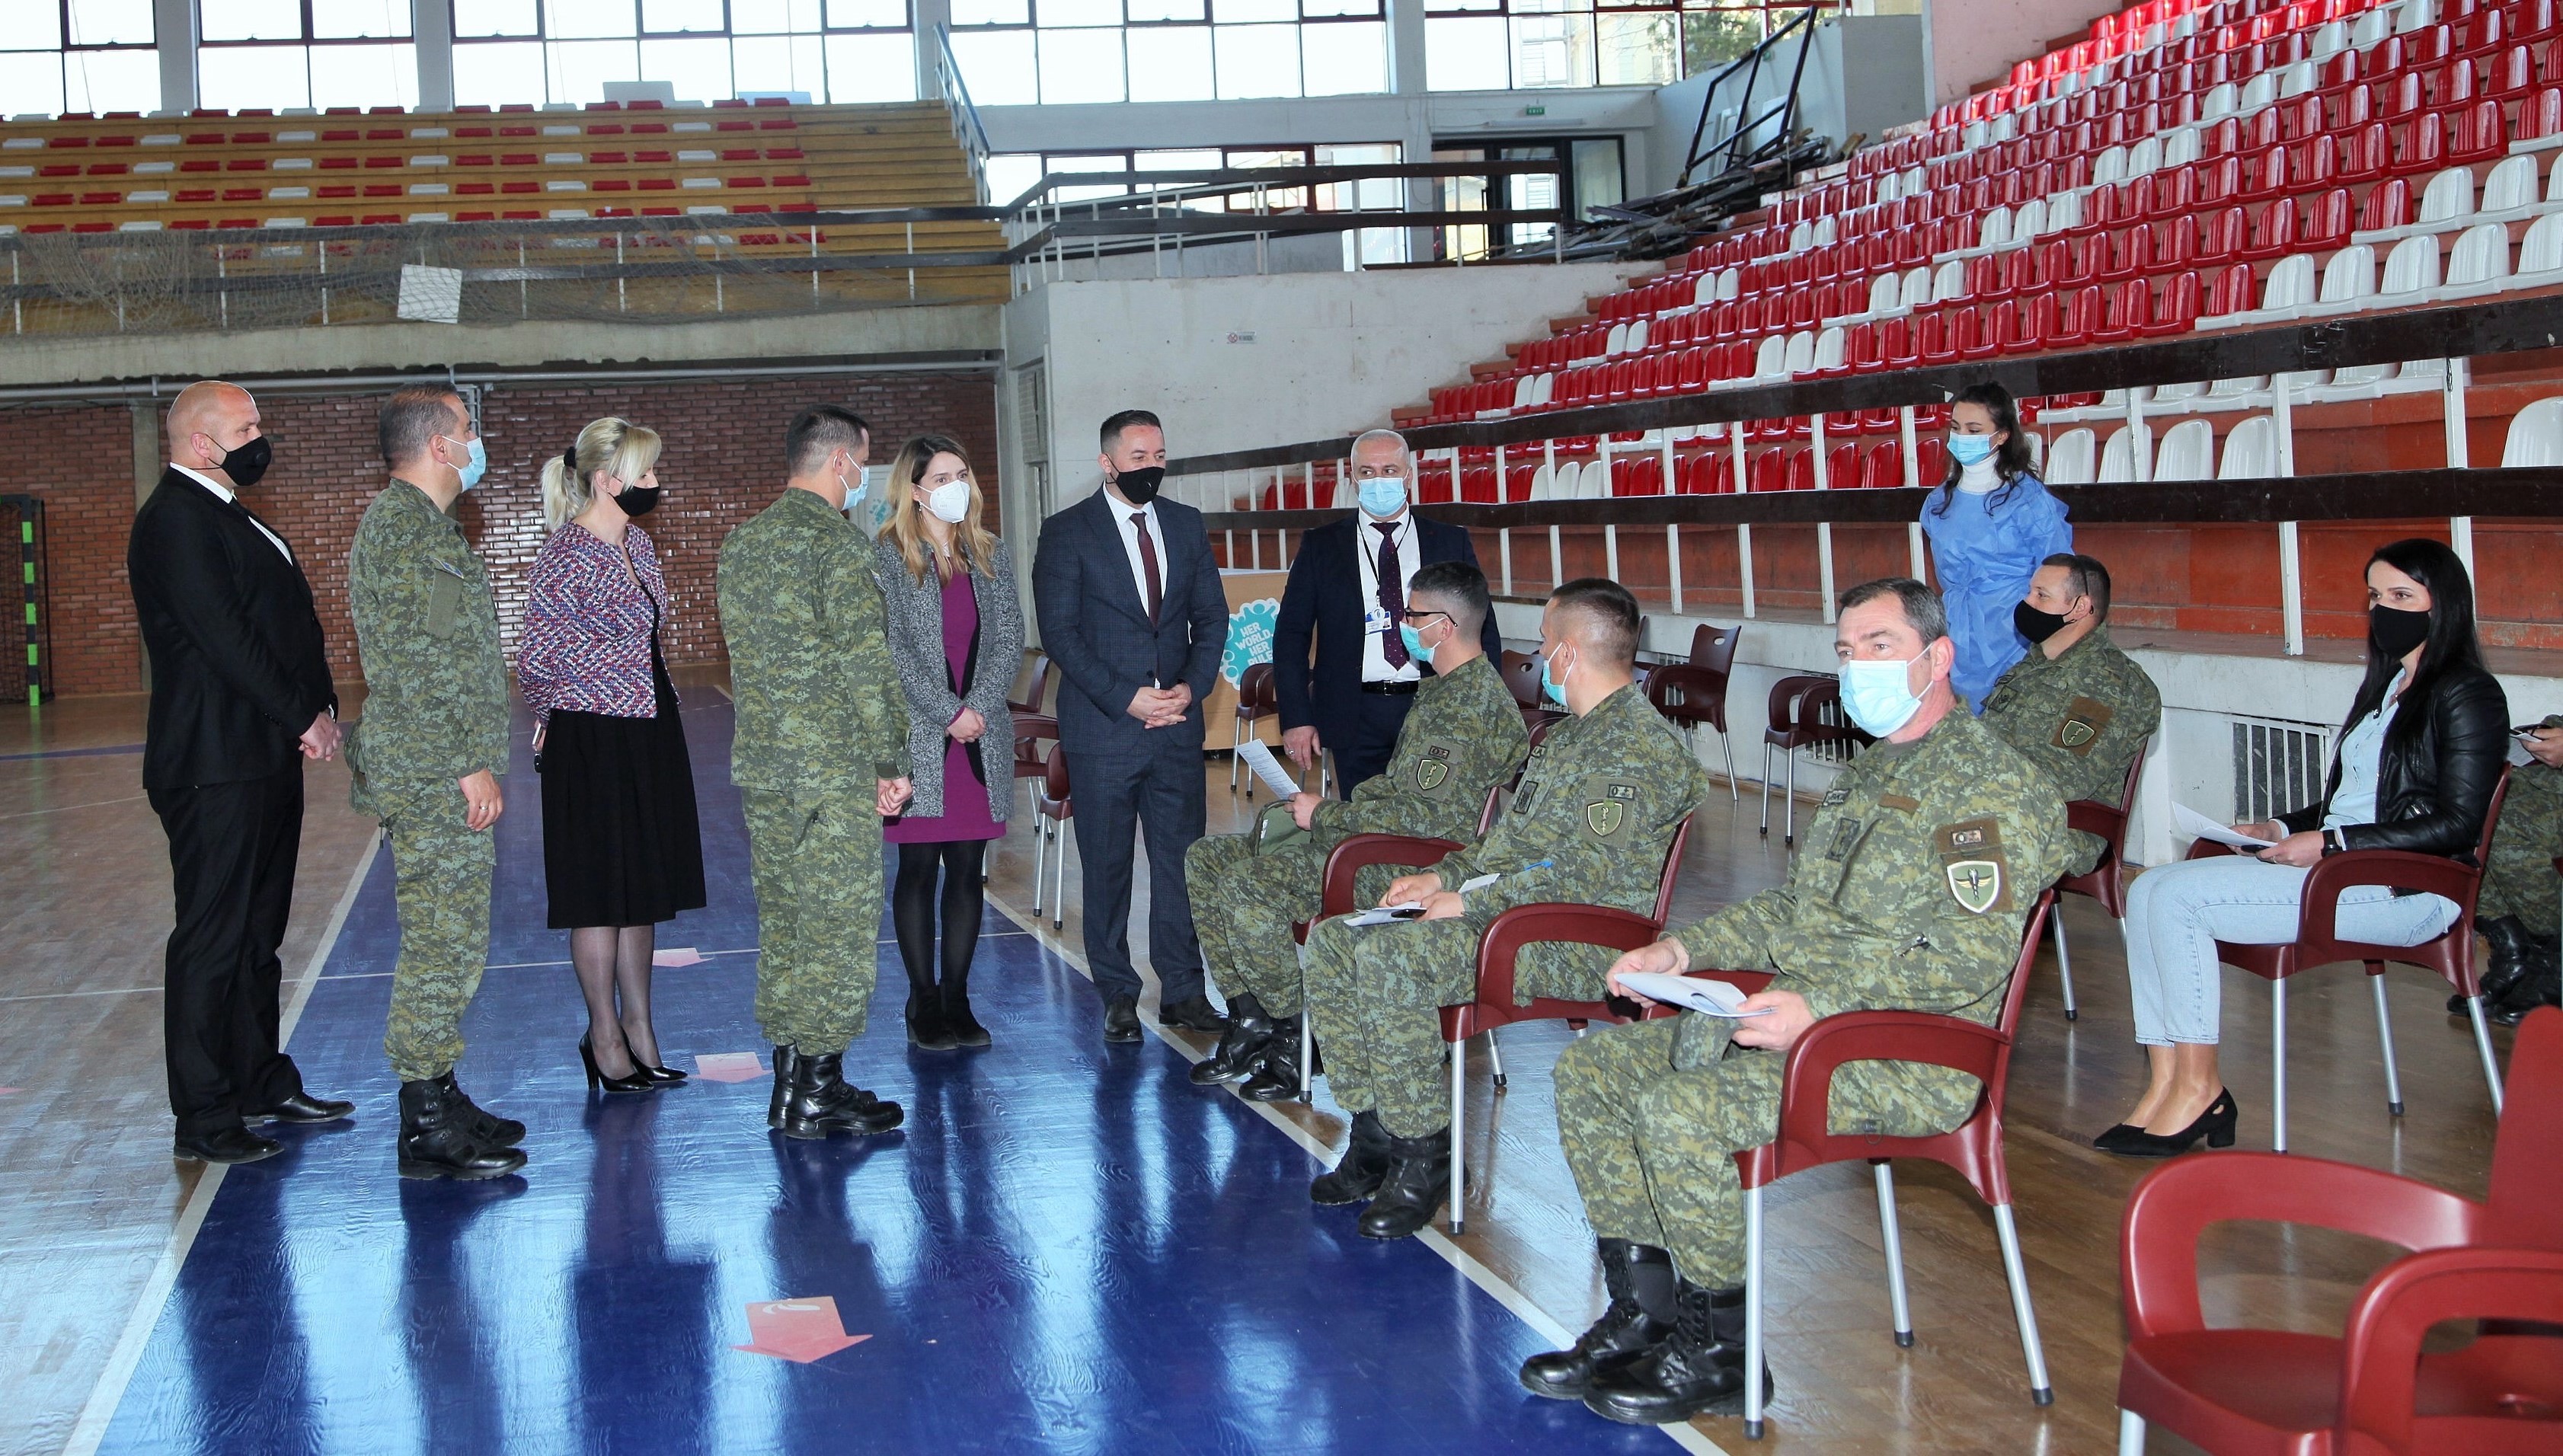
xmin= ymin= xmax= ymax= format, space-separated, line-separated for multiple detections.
xmin=2100 ymin=423 xmax=2155 ymax=481
xmin=2503 ymin=396 xmax=2563 ymax=465
xmin=2046 ymin=427 xmax=2099 ymax=484
xmin=2440 ymin=220 xmax=2513 ymax=295
xmin=2216 ymin=414 xmax=2280 ymax=476
xmin=2379 ymin=232 xmax=2445 ymax=298
xmin=2155 ymin=419 xmax=2217 ymax=481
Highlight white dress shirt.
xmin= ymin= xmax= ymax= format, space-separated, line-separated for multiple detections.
xmin=1107 ymin=487 xmax=1167 ymax=613
xmin=1353 ymin=509 xmax=1421 ymax=684
xmin=171 ymin=462 xmax=292 ymax=563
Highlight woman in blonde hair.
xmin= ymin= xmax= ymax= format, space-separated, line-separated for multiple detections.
xmin=518 ymin=415 xmax=706 ymax=1094
xmin=874 ymin=434 xmax=1023 ymax=1049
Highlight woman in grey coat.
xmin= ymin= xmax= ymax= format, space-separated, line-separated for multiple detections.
xmin=874 ymin=434 xmax=1024 ymax=1049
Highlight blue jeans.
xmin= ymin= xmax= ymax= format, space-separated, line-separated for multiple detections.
xmin=2121 ymin=855 xmax=2460 ymax=1046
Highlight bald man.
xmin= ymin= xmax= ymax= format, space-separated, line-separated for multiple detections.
xmin=129 ymin=380 xmax=349 ymax=1166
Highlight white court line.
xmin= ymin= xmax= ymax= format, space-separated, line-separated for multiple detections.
xmin=976 ymin=884 xmax=1730 ymax=1456
xmin=59 ymin=829 xmax=380 ymax=1456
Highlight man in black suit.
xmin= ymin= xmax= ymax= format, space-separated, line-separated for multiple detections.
xmin=1274 ymin=428 xmax=1504 ymax=793
xmin=1032 ymin=410 xmax=1232 ymax=1044
xmin=129 ymin=380 xmax=351 ymax=1165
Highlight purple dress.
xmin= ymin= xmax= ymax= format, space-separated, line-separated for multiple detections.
xmin=884 ymin=567 xmax=1003 ymax=845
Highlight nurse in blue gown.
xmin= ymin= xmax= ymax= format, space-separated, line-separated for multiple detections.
xmin=1920 ymin=382 xmax=2072 ymax=710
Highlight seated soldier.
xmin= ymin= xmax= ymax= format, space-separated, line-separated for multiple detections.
xmin=2460 ymin=712 xmax=2563 ymax=1023
xmin=1186 ymin=561 xmax=1529 ymax=1100
xmin=1299 ymin=577 xmax=1714 ymax=1242
xmin=1520 ymin=578 xmax=2069 ymax=1426
xmin=1979 ymin=551 xmax=2160 ymax=876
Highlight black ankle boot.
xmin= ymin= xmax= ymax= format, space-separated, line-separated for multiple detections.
xmin=1583 ymin=1282 xmax=1772 ymax=1425
xmin=2492 ymin=939 xmax=2561 ymax=1026
xmin=1520 ymin=1240 xmax=1678 ymax=1398
xmin=1310 ymin=1110 xmax=1393 ymax=1205
xmin=906 ymin=988 xmax=956 ymax=1051
xmin=1189 ymin=993 xmax=1276 ymax=1085
xmin=398 ymin=1074 xmax=528 ymax=1180
xmin=1238 ymin=1016 xmax=1305 ymax=1101
xmin=778 ymin=1050 xmax=903 ymax=1139
xmin=2456 ymin=915 xmax=2535 ymax=1014
xmin=942 ymin=978 xmax=991 ymax=1049
xmin=441 ymin=1071 xmax=525 ymax=1148
xmin=1356 ymin=1129 xmax=1451 ymax=1240
xmin=765 ymin=1043 xmax=799 ymax=1130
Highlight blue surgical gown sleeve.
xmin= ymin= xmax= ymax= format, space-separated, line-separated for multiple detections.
xmin=1920 ymin=477 xmax=2073 ymax=712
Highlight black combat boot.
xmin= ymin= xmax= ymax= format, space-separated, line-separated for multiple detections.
xmin=2454 ymin=915 xmax=2536 ymax=1014
xmin=440 ymin=1071 xmax=525 ymax=1149
xmin=1309 ymin=1110 xmax=1393 ymax=1205
xmin=1237 ymin=1016 xmax=1306 ymax=1102
xmin=2492 ymin=934 xmax=2562 ymax=1026
xmin=1356 ymin=1129 xmax=1452 ymax=1240
xmin=1189 ymin=992 xmax=1277 ymax=1085
xmin=777 ymin=1050 xmax=903 ymax=1140
xmin=1520 ymin=1240 xmax=1679 ymax=1398
xmin=765 ymin=1043 xmax=799 ymax=1130
xmin=1583 ymin=1282 xmax=1773 ymax=1425
xmin=398 ymin=1075 xmax=528 ymax=1180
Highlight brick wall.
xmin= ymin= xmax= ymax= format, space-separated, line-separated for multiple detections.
xmin=0 ymin=370 xmax=999 ymax=697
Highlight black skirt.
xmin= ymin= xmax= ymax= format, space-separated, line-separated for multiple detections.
xmin=538 ymin=639 xmax=708 ymax=929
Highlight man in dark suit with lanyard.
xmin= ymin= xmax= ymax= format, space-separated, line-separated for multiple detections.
xmin=128 ymin=380 xmax=351 ymax=1165
xmin=1274 ymin=428 xmax=1503 ymax=793
xmin=1032 ymin=410 xmax=1233 ymax=1044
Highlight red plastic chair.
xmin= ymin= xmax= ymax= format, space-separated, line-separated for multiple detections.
xmin=2050 ymin=744 xmax=2149 ymax=1021
xmin=1760 ymin=675 xmax=1865 ymax=845
xmin=2181 ymin=768 xmax=2511 ymax=1151
xmin=1691 ymin=890 xmax=2063 ymax=1440
xmin=2115 ymin=1008 xmax=2563 ymax=1455
xmin=1030 ymin=742 xmax=1074 ymax=928
xmin=1011 ymin=653 xmax=1060 ymax=824
xmin=1645 ymin=622 xmax=1743 ymax=800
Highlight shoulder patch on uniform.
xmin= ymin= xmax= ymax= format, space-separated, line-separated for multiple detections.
xmin=1945 ymin=857 xmax=2004 ymax=914
xmin=1820 ymin=787 xmax=1851 ymax=808
xmin=1938 ymin=817 xmax=2003 ymax=853
xmin=2055 ymin=695 xmax=2115 ymax=756
xmin=1418 ymin=759 xmax=1449 ymax=792
xmin=1587 ymin=800 xmax=1623 ymax=838
xmin=1581 ymin=779 xmax=1641 ymax=841
xmin=1608 ymin=783 xmax=1638 ymax=801
xmin=1879 ymin=792 xmax=1922 ymax=812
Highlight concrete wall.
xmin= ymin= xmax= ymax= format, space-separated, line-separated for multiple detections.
xmin=1923 ymin=0 xmax=2122 ymax=105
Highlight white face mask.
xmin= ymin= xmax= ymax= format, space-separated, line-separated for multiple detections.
xmin=925 ymin=479 xmax=971 ymax=524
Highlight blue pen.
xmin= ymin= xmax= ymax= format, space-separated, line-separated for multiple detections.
xmin=1520 ymin=860 xmax=1554 ymax=874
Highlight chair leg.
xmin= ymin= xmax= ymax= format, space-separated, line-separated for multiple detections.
xmin=2370 ymin=969 xmax=2405 ymax=1117
xmin=1031 ymin=820 xmax=1047 ymax=915
xmin=1052 ymin=823 xmax=1071 ymax=931
xmin=2272 ymin=976 xmax=2289 ymax=1154
xmin=1299 ymin=1013 xmax=1314 ymax=1103
xmin=2119 ymin=1408 xmax=2148 ymax=1455
xmin=1993 ymin=1202 xmax=2054 ymax=1405
xmin=1874 ymin=1163 xmax=1914 ymax=1347
xmin=2466 ymin=995 xmax=2507 ymax=1116
xmin=1744 ymin=1184 xmax=1767 ymax=1440
xmin=1230 ymin=720 xmax=1243 ymax=793
xmin=1784 ymin=746 xmax=1798 ymax=846
xmin=2053 ymin=914 xmax=2079 ymax=1020
xmin=1486 ymin=1029 xmax=1507 ymax=1091
xmin=1721 ymin=726 xmax=1740 ymax=803
xmin=1760 ymin=742 xmax=1774 ymax=836
xmin=1449 ymin=1034 xmax=1466 ymax=1236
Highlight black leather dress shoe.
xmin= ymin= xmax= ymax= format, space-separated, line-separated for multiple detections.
xmin=1158 ymin=995 xmax=1228 ymax=1035
xmin=174 ymin=1126 xmax=284 ymax=1164
xmin=250 ymin=1092 xmax=355 ymax=1126
xmin=1102 ymin=997 xmax=1143 ymax=1043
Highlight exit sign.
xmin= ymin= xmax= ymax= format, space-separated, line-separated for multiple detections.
xmin=1524 ymin=104 xmax=1546 ymax=115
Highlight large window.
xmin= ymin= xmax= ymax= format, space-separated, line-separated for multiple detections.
xmin=1425 ymin=0 xmax=1820 ymax=92
xmin=0 ymin=2 xmax=158 ymax=118
xmin=948 ymin=0 xmax=1386 ymax=107
xmin=450 ymin=0 xmax=917 ymax=108
xmin=198 ymin=1 xmax=419 ymax=113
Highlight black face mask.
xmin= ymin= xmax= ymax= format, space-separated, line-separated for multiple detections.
xmin=613 ymin=481 xmax=663 ymax=517
xmin=1111 ymin=466 xmax=1165 ymax=506
xmin=2013 ymin=600 xmax=2071 ymax=646
xmin=213 ymin=434 xmax=273 ymax=488
xmin=2371 ymin=603 xmax=2430 ymax=659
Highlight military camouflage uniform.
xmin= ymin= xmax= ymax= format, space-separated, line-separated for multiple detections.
xmin=2481 ymin=719 xmax=2563 ymax=931
xmin=345 ymin=479 xmax=513 ymax=1083
xmin=1301 ymin=683 xmax=1714 ymax=1139
xmin=1187 ymin=653 xmax=1529 ymax=1016
xmin=1980 ymin=625 xmax=2159 ymax=876
xmin=719 ymin=487 xmax=911 ymax=1053
xmin=1552 ymin=709 xmax=2070 ymax=1287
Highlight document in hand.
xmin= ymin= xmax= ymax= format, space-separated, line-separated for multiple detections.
xmin=2172 ymin=801 xmax=2279 ymax=850
xmin=1235 ymin=739 xmax=1307 ymax=800
xmin=1615 ymin=972 xmax=1772 ymax=1017
xmin=1342 ymin=902 xmax=1429 ymax=927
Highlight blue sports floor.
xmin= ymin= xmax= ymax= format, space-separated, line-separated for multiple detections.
xmin=93 ymin=698 xmax=1677 ymax=1456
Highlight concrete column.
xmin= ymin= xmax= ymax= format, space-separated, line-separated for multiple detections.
xmin=1387 ymin=0 xmax=1428 ymax=95
xmin=914 ymin=0 xmax=954 ymax=101
xmin=153 ymin=0 xmax=196 ymax=114
xmin=416 ymin=0 xmax=457 ymax=112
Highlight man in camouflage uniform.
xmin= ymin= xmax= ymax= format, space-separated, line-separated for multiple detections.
xmin=1187 ymin=560 xmax=1529 ymax=1101
xmin=345 ymin=385 xmax=525 ymax=1181
xmin=1519 ymin=578 xmax=2070 ymax=1426
xmin=719 ymin=404 xmax=912 ymax=1140
xmin=2463 ymin=712 xmax=2563 ymax=1022
xmin=1299 ymin=578 xmax=1714 ymax=1241
xmin=1980 ymin=552 xmax=2160 ymax=876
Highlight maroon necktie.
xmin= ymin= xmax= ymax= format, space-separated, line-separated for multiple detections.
xmin=1376 ymin=522 xmax=1408 ymax=669
xmin=1133 ymin=512 xmax=1162 ymax=624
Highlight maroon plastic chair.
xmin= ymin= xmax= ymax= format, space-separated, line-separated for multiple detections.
xmin=1690 ymin=889 xmax=2061 ymax=1440
xmin=1010 ymin=653 xmax=1059 ymax=822
xmin=1644 ymin=621 xmax=1743 ymax=800
xmin=1500 ymin=648 xmax=1565 ymax=736
xmin=1030 ymin=743 xmax=1073 ymax=928
xmin=2183 ymin=768 xmax=2510 ymax=1151
xmin=2050 ymin=743 xmax=2149 ymax=1021
xmin=1229 ymin=661 xmax=1279 ymax=797
xmin=2115 ymin=1007 xmax=2563 ymax=1455
xmin=1760 ymin=675 xmax=1865 ymax=845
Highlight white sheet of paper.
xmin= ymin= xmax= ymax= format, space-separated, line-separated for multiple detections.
xmin=1236 ymin=739 xmax=1305 ymax=800
xmin=1615 ymin=972 xmax=1773 ymax=1017
xmin=2173 ymin=801 xmax=2279 ymax=850
xmin=1458 ymin=872 xmax=1500 ymax=894
xmin=1343 ymin=902 xmax=1428 ymax=927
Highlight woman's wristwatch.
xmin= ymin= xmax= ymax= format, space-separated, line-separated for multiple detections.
xmin=2322 ymin=826 xmax=2350 ymax=856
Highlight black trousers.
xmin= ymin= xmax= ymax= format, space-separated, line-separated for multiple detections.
xmin=1333 ymin=690 xmax=1416 ymax=798
xmin=150 ymin=765 xmax=309 ymax=1135
xmin=1070 ymin=726 xmax=1209 ymax=1007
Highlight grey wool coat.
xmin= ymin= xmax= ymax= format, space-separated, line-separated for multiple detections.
xmin=872 ymin=532 xmax=1024 ymax=822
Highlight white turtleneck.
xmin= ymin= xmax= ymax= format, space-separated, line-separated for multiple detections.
xmin=1954 ymin=455 xmax=2002 ymax=494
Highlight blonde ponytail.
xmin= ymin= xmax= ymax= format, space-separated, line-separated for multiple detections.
xmin=542 ymin=415 xmax=663 ymax=531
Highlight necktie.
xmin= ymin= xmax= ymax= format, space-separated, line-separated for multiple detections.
xmin=1376 ymin=521 xmax=1408 ymax=669
xmin=1133 ymin=512 xmax=1162 ymax=625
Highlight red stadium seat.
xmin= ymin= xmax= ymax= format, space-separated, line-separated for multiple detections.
xmin=2338 ymin=118 xmax=2392 ymax=180
xmin=1786 ymin=450 xmax=1818 ymax=491
xmin=2194 ymin=205 xmax=2245 ymax=264
xmin=1862 ymin=438 xmax=1905 ymax=489
xmin=2098 ymin=225 xmax=2153 ymax=283
xmin=2205 ymin=261 xmax=2255 ymax=317
xmin=2447 ymin=97 xmax=2506 ymax=160
xmin=2095 ymin=277 xmax=2153 ymax=341
xmin=2142 ymin=270 xmax=2200 ymax=337
xmin=2357 ymin=174 xmax=2413 ymax=231
xmin=2396 ymin=107 xmax=2447 ymax=171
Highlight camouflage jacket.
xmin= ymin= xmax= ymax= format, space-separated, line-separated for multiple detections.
xmin=2482 ymin=755 xmax=2563 ymax=921
xmin=1980 ymin=625 xmax=2159 ymax=874
xmin=1306 ymin=653 xmax=1531 ymax=851
xmin=719 ymin=487 xmax=910 ymax=798
xmin=344 ymin=478 xmax=510 ymax=814
xmin=1677 ymin=707 xmax=2072 ymax=1026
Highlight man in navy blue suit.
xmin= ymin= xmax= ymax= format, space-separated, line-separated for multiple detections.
xmin=1274 ymin=429 xmax=1504 ymax=794
xmin=1033 ymin=410 xmax=1233 ymax=1044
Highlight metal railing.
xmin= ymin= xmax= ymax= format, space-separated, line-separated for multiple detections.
xmin=930 ymin=24 xmax=993 ymax=195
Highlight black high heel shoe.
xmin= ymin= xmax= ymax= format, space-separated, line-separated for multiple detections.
xmin=2102 ymin=1088 xmax=2238 ymax=1159
xmin=640 ymin=1062 xmax=687 ymax=1085
xmin=580 ymin=1034 xmax=657 ymax=1094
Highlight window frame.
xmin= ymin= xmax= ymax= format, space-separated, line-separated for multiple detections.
xmin=445 ymin=0 xmax=919 ymax=107
xmin=948 ymin=0 xmax=1388 ymax=104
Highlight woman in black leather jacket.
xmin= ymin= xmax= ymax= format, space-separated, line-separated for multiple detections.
xmin=2095 ymin=538 xmax=2509 ymax=1157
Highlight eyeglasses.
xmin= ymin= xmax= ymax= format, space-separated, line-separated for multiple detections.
xmin=1400 ymin=610 xmax=1449 ymax=625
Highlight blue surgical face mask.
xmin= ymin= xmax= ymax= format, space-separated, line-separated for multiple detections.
xmin=1398 ymin=624 xmax=1427 ymax=659
xmin=1946 ymin=433 xmax=1997 ymax=468
xmin=442 ymin=434 xmax=488 ymax=492
xmin=841 ymin=463 xmax=869 ymax=515
xmin=1539 ymin=644 xmax=1573 ymax=707
xmin=1838 ymin=650 xmax=1929 ymax=737
xmin=1358 ymin=477 xmax=1408 ymax=519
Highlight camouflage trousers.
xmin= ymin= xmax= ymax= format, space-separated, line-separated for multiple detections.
xmin=1188 ymin=833 xmax=1400 ymax=1016
xmin=380 ymin=783 xmax=497 ymax=1083
xmin=1555 ymin=1015 xmax=1983 ymax=1288
xmin=743 ymin=788 xmax=883 ymax=1052
xmin=2480 ymin=843 xmax=2563 ymax=933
